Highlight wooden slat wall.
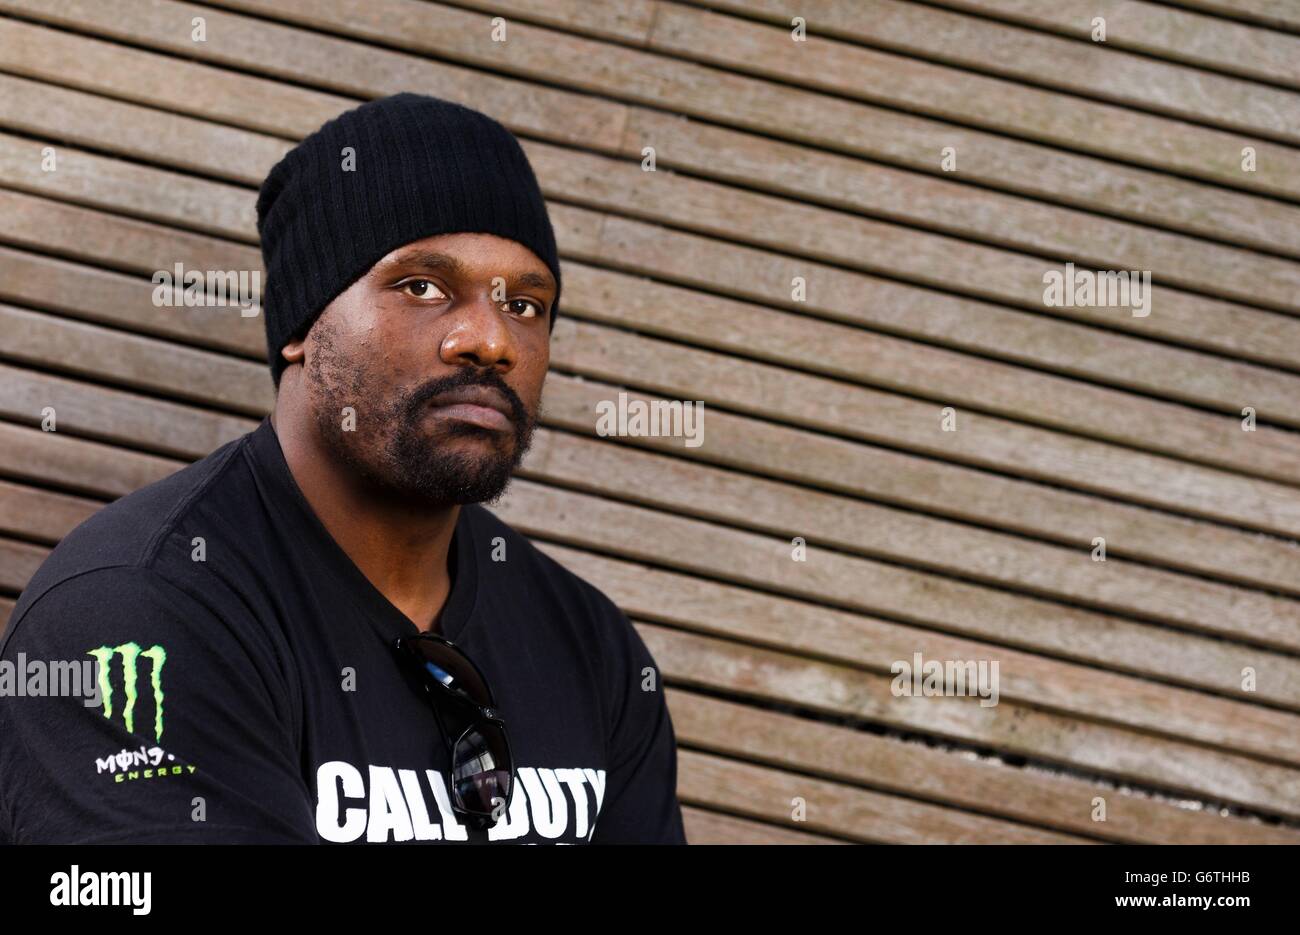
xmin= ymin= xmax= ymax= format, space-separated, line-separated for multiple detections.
xmin=1 ymin=0 xmax=1298 ymax=845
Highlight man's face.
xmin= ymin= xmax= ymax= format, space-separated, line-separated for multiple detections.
xmin=287 ymin=232 xmax=555 ymax=507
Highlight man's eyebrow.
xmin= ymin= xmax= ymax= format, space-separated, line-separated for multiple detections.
xmin=383 ymin=250 xmax=555 ymax=292
xmin=382 ymin=251 xmax=467 ymax=276
xmin=514 ymin=270 xmax=556 ymax=292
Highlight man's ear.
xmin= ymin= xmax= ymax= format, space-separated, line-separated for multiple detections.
xmin=281 ymin=338 xmax=306 ymax=367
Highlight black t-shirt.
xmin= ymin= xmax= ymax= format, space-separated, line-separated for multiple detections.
xmin=0 ymin=418 xmax=687 ymax=844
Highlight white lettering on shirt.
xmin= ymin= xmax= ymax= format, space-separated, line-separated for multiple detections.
xmin=313 ymin=761 xmax=606 ymax=843
xmin=315 ymin=761 xmax=367 ymax=843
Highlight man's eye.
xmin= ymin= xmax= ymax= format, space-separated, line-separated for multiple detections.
xmin=507 ymin=298 xmax=541 ymax=318
xmin=403 ymin=279 xmax=444 ymax=299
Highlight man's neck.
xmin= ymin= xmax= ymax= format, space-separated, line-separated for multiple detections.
xmin=269 ymin=407 xmax=458 ymax=633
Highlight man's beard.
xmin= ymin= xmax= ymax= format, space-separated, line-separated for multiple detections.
xmin=308 ymin=333 xmax=536 ymax=508
xmin=384 ymin=368 xmax=536 ymax=506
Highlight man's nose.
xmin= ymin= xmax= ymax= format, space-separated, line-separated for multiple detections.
xmin=438 ymin=294 xmax=515 ymax=371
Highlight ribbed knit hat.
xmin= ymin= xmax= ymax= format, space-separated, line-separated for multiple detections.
xmin=256 ymin=92 xmax=561 ymax=385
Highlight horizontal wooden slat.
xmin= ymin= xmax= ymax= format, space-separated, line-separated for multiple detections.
xmin=498 ymin=480 xmax=1300 ymax=704
xmin=9 ymin=24 xmax=1300 ymax=282
xmin=0 ymin=536 xmax=45 ymax=592
xmin=0 ymin=479 xmax=99 ymax=543
xmin=559 ymin=262 xmax=1300 ymax=471
xmin=1169 ymin=0 xmax=1300 ymax=32
xmin=926 ymin=0 xmax=1300 ymax=87
xmin=0 ymin=304 xmax=271 ymax=415
xmin=579 ymin=211 xmax=1300 ymax=421
xmin=528 ymin=140 xmax=1300 ymax=351
xmin=0 ymin=246 xmax=264 ymax=357
xmin=0 ymin=421 xmax=183 ymax=497
xmin=664 ymin=688 xmax=1300 ymax=843
xmin=522 ymin=428 xmax=1300 ymax=662
xmin=553 ymin=318 xmax=1300 ymax=539
xmin=676 ymin=748 xmax=1089 ymax=843
xmin=0 ymin=188 xmax=260 ymax=278
xmin=645 ymin=625 xmax=1300 ymax=820
xmin=680 ymin=805 xmax=847 ymax=844
xmin=0 ymin=364 xmax=255 ymax=460
xmin=645 ymin=1 xmax=1300 ymax=162
xmin=0 ymin=73 xmax=291 ymax=186
xmin=540 ymin=374 xmax=1300 ymax=598
xmin=191 ymin=0 xmax=1299 ymax=198
xmin=0 ymin=132 xmax=256 ymax=242
xmin=540 ymin=541 xmax=1300 ymax=773
xmin=455 ymin=0 xmax=656 ymax=44
xmin=7 ymin=1 xmax=1298 ymax=265
xmin=704 ymin=0 xmax=1300 ymax=138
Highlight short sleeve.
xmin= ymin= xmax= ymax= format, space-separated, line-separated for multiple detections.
xmin=590 ymin=608 xmax=687 ymax=844
xmin=0 ymin=566 xmax=318 ymax=844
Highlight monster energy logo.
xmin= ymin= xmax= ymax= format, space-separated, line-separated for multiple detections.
xmin=87 ymin=643 xmax=166 ymax=741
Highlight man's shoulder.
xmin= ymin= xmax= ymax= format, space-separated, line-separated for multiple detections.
xmin=7 ymin=432 xmax=254 ymax=637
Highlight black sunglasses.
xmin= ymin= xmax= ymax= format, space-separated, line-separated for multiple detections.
xmin=393 ymin=633 xmax=514 ymax=832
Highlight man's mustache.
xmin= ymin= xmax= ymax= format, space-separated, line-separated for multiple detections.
xmin=403 ymin=369 xmax=531 ymax=431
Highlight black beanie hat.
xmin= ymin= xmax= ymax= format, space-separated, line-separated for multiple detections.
xmin=256 ymin=92 xmax=561 ymax=385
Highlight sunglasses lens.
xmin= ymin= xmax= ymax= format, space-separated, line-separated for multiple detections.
xmin=404 ymin=636 xmax=492 ymax=706
xmin=453 ymin=721 xmax=512 ymax=816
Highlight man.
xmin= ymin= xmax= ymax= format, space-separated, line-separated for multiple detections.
xmin=0 ymin=93 xmax=688 ymax=844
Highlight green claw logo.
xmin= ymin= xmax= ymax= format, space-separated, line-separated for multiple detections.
xmin=87 ymin=643 xmax=167 ymax=741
